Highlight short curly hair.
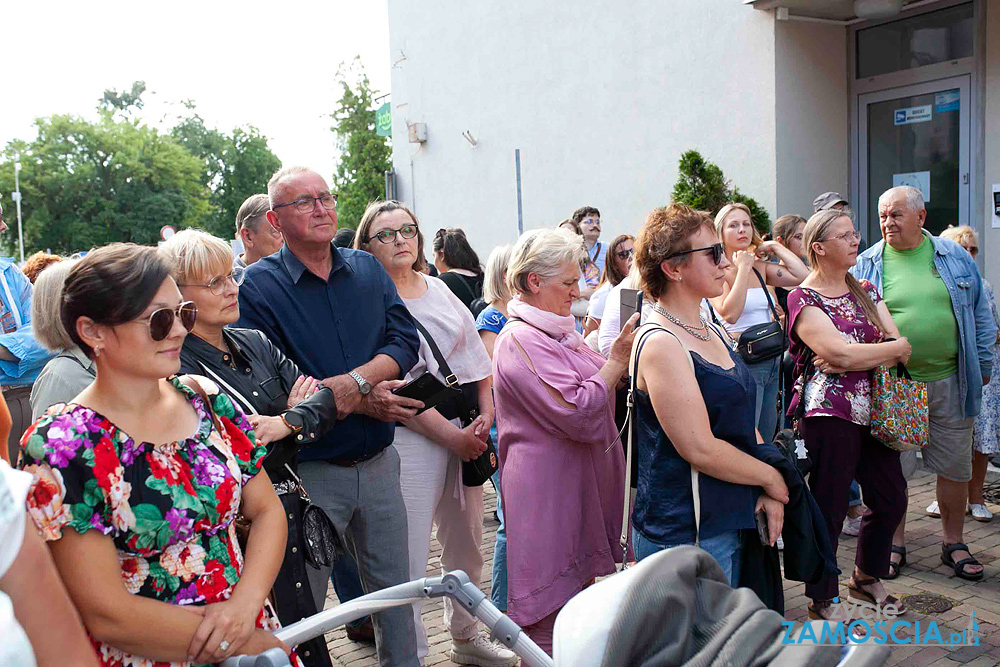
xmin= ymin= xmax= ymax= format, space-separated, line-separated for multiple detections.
xmin=634 ymin=203 xmax=715 ymax=301
xmin=22 ymin=252 xmax=63 ymax=284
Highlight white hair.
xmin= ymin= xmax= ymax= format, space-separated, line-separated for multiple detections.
xmin=483 ymin=244 xmax=513 ymax=304
xmin=31 ymin=259 xmax=79 ymax=351
xmin=507 ymin=228 xmax=587 ymax=296
xmin=878 ymin=186 xmax=924 ymax=214
xmin=267 ymin=166 xmax=321 ymax=208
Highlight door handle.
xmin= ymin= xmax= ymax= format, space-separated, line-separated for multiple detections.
xmin=963 ymin=173 xmax=970 ymax=185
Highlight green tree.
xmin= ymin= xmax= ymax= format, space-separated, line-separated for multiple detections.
xmin=171 ymin=104 xmax=281 ymax=239
xmin=0 ymin=93 xmax=209 ymax=255
xmin=671 ymin=149 xmax=771 ymax=234
xmin=330 ymin=57 xmax=391 ymax=230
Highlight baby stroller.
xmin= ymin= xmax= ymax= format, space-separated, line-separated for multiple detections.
xmin=223 ymin=546 xmax=888 ymax=667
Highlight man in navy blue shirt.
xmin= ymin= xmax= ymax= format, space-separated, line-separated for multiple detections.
xmin=238 ymin=166 xmax=422 ymax=667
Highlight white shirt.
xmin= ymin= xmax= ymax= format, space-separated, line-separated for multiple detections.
xmin=0 ymin=461 xmax=37 ymax=666
xmin=587 ymin=282 xmax=613 ymax=321
xmin=597 ymin=279 xmax=651 ymax=358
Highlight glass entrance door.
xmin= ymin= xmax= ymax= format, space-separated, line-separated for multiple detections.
xmin=857 ymin=75 xmax=970 ymax=240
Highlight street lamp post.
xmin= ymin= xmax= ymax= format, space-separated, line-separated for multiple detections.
xmin=12 ymin=154 xmax=24 ymax=264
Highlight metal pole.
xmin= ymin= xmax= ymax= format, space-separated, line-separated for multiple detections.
xmin=515 ymin=149 xmax=523 ymax=235
xmin=13 ymin=154 xmax=24 ymax=264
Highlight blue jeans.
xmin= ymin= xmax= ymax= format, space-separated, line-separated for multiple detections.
xmin=848 ymin=479 xmax=862 ymax=507
xmin=747 ymin=356 xmax=781 ymax=443
xmin=490 ymin=468 xmax=508 ymax=611
xmin=632 ymin=528 xmax=742 ymax=587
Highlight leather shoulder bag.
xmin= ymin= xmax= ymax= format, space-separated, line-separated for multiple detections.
xmin=737 ymin=268 xmax=785 ymax=364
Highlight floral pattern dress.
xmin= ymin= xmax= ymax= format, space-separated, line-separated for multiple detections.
xmin=975 ymin=280 xmax=1000 ymax=455
xmin=786 ymin=281 xmax=885 ymax=426
xmin=18 ymin=375 xmax=285 ymax=667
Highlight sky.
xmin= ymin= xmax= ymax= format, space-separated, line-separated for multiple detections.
xmin=0 ymin=0 xmax=391 ymax=181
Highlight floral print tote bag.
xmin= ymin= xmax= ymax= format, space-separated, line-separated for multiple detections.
xmin=871 ymin=362 xmax=929 ymax=451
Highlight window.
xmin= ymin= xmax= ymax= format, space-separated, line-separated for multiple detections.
xmin=856 ymin=3 xmax=974 ymax=79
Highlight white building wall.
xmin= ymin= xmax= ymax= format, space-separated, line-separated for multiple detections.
xmin=774 ymin=20 xmax=850 ymax=220
xmin=387 ymin=0 xmax=779 ymax=260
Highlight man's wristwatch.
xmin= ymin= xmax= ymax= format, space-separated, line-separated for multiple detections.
xmin=349 ymin=370 xmax=372 ymax=396
xmin=280 ymin=411 xmax=304 ymax=434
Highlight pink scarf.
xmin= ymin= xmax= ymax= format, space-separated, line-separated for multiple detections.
xmin=507 ymin=296 xmax=585 ymax=349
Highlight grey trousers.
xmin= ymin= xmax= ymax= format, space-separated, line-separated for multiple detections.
xmin=299 ymin=447 xmax=419 ymax=667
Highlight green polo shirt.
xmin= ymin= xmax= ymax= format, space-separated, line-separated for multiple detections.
xmin=881 ymin=237 xmax=959 ymax=382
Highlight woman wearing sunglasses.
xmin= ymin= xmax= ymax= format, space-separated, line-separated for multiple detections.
xmin=630 ymin=204 xmax=788 ymax=584
xmin=17 ymin=243 xmax=292 ymax=666
xmin=711 ymin=203 xmax=808 ymax=442
xmin=159 ymin=229 xmax=338 ymax=667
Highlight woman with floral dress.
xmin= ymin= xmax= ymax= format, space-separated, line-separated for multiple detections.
xmin=18 ymin=244 xmax=292 ymax=667
xmin=786 ymin=210 xmax=912 ymax=622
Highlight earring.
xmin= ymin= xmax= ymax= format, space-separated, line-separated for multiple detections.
xmin=93 ymin=345 xmax=101 ymax=357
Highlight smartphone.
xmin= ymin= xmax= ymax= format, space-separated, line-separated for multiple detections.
xmin=755 ymin=508 xmax=771 ymax=546
xmin=620 ymin=289 xmax=643 ymax=332
xmin=391 ymin=372 xmax=457 ymax=414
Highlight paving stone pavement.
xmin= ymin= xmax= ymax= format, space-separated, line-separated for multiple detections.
xmin=318 ymin=468 xmax=1000 ymax=666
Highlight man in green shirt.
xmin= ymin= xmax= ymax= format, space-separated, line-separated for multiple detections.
xmin=852 ymin=186 xmax=997 ymax=582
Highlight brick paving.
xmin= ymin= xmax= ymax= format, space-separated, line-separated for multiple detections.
xmin=320 ymin=468 xmax=1000 ymax=666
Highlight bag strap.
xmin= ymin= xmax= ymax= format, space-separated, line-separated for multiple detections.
xmin=196 ymin=362 xmax=259 ymax=416
xmin=411 ymin=318 xmax=459 ymax=388
xmin=619 ymin=324 xmax=700 ymax=571
xmin=182 ymin=375 xmax=225 ymax=436
xmin=752 ymin=267 xmax=781 ymax=324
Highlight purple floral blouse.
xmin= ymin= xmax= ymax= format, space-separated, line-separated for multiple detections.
xmin=786 ymin=281 xmax=885 ymax=426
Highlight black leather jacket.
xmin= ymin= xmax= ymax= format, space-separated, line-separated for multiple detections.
xmin=179 ymin=327 xmax=338 ymax=483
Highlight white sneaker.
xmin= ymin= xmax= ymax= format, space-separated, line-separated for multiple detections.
xmin=843 ymin=515 xmax=862 ymax=537
xmin=969 ymin=503 xmax=993 ymax=522
xmin=449 ymin=634 xmax=518 ymax=667
xmin=926 ymin=501 xmax=940 ymax=517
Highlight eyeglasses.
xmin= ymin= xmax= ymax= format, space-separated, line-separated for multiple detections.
xmin=615 ymin=248 xmax=635 ymax=260
xmin=272 ymin=193 xmax=338 ymax=214
xmin=821 ymin=230 xmax=862 ymax=243
xmin=178 ymin=266 xmax=246 ymax=296
xmin=666 ymin=243 xmax=724 ymax=265
xmin=142 ymin=301 xmax=198 ymax=341
xmin=368 ymin=224 xmax=419 ymax=244
xmin=582 ymin=217 xmax=601 ymax=227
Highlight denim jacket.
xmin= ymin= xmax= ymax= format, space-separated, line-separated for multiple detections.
xmin=0 ymin=258 xmax=54 ymax=386
xmin=850 ymin=230 xmax=997 ymax=418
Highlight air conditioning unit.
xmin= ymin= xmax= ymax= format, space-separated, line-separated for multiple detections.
xmin=854 ymin=0 xmax=903 ymax=19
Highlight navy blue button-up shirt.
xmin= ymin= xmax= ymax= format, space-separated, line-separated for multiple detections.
xmin=236 ymin=244 xmax=420 ymax=463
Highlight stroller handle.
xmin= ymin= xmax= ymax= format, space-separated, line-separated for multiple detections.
xmin=221 ymin=570 xmax=554 ymax=667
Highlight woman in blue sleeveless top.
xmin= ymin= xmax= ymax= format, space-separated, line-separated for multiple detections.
xmin=629 ymin=204 xmax=789 ymax=584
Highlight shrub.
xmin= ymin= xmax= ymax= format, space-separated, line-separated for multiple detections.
xmin=671 ymin=150 xmax=771 ymax=234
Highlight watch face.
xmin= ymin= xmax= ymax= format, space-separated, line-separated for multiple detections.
xmin=360 ymin=381 xmax=372 ymax=395
xmin=283 ymin=412 xmax=304 ymax=430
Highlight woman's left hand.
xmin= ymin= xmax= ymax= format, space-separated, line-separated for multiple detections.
xmin=812 ymin=354 xmax=847 ymax=375
xmin=186 ymin=597 xmax=260 ymax=664
xmin=248 ymin=415 xmax=293 ymax=446
xmin=756 ymin=494 xmax=785 ymax=547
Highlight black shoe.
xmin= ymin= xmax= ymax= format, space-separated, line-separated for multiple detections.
xmin=346 ymin=617 xmax=375 ymax=644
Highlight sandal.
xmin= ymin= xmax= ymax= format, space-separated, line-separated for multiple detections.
xmin=848 ymin=576 xmax=906 ymax=614
xmin=942 ymin=543 xmax=985 ymax=582
xmin=885 ymin=546 xmax=906 ymax=580
xmin=808 ymin=599 xmax=839 ymax=621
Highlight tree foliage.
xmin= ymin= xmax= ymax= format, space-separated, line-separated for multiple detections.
xmin=0 ymin=82 xmax=282 ymax=255
xmin=331 ymin=57 xmax=391 ymax=230
xmin=672 ymin=150 xmax=771 ymax=234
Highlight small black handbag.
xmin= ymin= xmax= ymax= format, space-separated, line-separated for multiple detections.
xmin=737 ymin=268 xmax=785 ymax=365
xmin=284 ymin=464 xmax=341 ymax=570
xmin=412 ymin=319 xmax=499 ymax=487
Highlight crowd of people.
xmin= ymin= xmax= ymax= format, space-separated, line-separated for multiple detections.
xmin=0 ymin=169 xmax=997 ymax=667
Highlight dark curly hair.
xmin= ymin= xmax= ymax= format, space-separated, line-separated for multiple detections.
xmin=634 ymin=203 xmax=715 ymax=301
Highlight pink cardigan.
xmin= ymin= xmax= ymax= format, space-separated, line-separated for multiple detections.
xmin=492 ymin=321 xmax=625 ymax=626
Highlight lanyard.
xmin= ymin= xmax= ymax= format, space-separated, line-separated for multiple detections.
xmin=0 ymin=271 xmax=21 ymax=329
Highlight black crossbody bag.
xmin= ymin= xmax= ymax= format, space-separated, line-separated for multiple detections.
xmin=737 ymin=268 xmax=785 ymax=364
xmin=411 ymin=319 xmax=499 ymax=487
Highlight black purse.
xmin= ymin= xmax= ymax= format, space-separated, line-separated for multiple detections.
xmin=411 ymin=319 xmax=499 ymax=487
xmin=285 ymin=464 xmax=341 ymax=570
xmin=737 ymin=268 xmax=785 ymax=364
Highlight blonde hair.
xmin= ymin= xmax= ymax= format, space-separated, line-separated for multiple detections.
xmin=158 ymin=229 xmax=235 ymax=285
xmin=803 ymin=209 xmax=884 ymax=332
xmin=483 ymin=245 xmax=513 ymax=304
xmin=715 ymin=203 xmax=763 ymax=254
xmin=940 ymin=225 xmax=978 ymax=250
xmin=507 ymin=228 xmax=587 ymax=297
xmin=31 ymin=259 xmax=78 ymax=351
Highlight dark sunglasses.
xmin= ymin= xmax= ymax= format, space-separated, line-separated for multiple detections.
xmin=144 ymin=301 xmax=198 ymax=341
xmin=615 ymin=248 xmax=635 ymax=260
xmin=666 ymin=243 xmax=724 ymax=265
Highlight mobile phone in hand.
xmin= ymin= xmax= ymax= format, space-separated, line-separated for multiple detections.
xmin=755 ymin=508 xmax=770 ymax=546
xmin=620 ymin=289 xmax=643 ymax=331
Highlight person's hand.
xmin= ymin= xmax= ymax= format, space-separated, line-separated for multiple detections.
xmin=453 ymin=423 xmax=489 ymax=461
xmin=287 ymin=375 xmax=319 ymax=409
xmin=321 ymin=374 xmax=364 ymax=419
xmin=812 ymin=354 xmax=847 ymax=375
xmin=232 ymin=628 xmax=292 ymax=660
xmin=894 ymin=337 xmax=912 ymax=366
xmin=732 ymin=250 xmax=755 ymax=273
xmin=184 ymin=598 xmax=259 ymax=664
xmin=756 ymin=494 xmax=785 ymax=546
xmin=762 ymin=467 xmax=789 ymax=505
xmin=469 ymin=414 xmax=491 ymax=442
xmin=248 ymin=415 xmax=293 ymax=446
xmin=609 ymin=312 xmax=641 ymax=367
xmin=755 ymin=240 xmax=781 ymax=258
xmin=358 ymin=379 xmax=424 ymax=423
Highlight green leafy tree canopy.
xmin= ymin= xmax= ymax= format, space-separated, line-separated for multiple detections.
xmin=330 ymin=57 xmax=391 ymax=230
xmin=671 ymin=150 xmax=771 ymax=234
